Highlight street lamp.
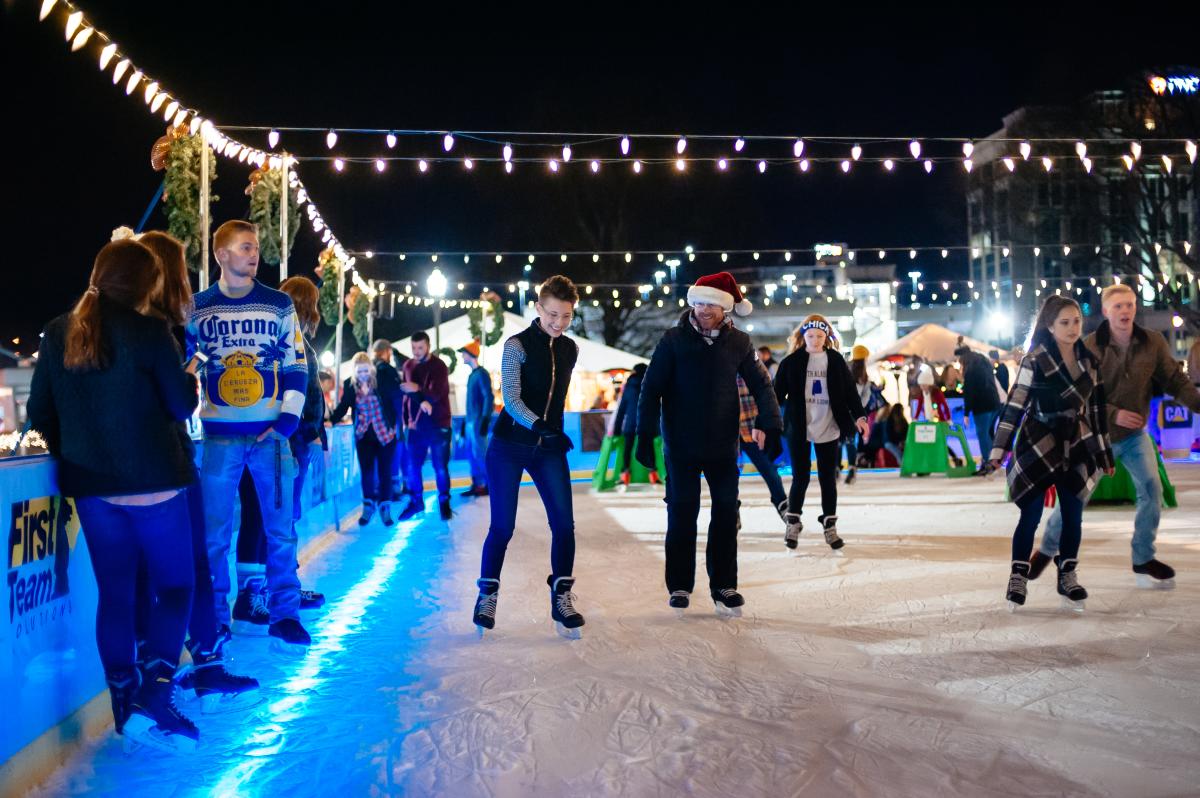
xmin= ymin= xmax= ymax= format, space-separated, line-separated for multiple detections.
xmin=427 ymin=267 xmax=448 ymax=351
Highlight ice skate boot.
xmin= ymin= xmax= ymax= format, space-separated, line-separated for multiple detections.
xmin=548 ymin=575 xmax=585 ymax=639
xmin=1006 ymin=561 xmax=1030 ymax=612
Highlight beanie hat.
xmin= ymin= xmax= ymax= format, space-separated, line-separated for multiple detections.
xmin=687 ymin=272 xmax=752 ymax=316
xmin=917 ymin=364 xmax=935 ymax=387
xmin=458 ymin=340 xmax=481 ymax=358
xmin=851 ymin=344 xmax=870 ymax=361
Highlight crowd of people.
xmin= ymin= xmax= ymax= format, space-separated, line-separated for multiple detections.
xmin=26 ymin=221 xmax=1199 ymax=754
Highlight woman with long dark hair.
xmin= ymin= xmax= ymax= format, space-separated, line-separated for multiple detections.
xmin=28 ymin=239 xmax=202 ymax=752
xmin=989 ymin=296 xmax=1114 ymax=612
xmin=137 ymin=231 xmax=260 ymax=714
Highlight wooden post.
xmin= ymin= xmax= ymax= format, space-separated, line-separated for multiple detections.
xmin=199 ymin=142 xmax=210 ymax=290
xmin=279 ymin=154 xmax=289 ymax=281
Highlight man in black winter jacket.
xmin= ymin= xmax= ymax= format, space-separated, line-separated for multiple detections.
xmin=955 ymin=340 xmax=1002 ymax=475
xmin=636 ymin=272 xmax=782 ymax=617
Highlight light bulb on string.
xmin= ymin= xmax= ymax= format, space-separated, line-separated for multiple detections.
xmin=758 ymin=160 xmax=767 ymax=173
xmin=1034 ymin=247 xmax=1041 ymax=257
xmin=793 ymin=139 xmax=805 ymax=158
xmin=548 ymin=159 xmax=560 ymax=173
xmin=173 ymin=108 xmax=187 ymax=129
xmin=1124 ymin=243 xmax=1132 ymax=255
xmin=676 ymin=159 xmax=686 ymax=171
xmin=1002 ymin=247 xmax=1010 ymax=257
xmin=268 ymin=129 xmax=280 ymax=149
xmin=785 ymin=252 xmax=792 ymax=261
xmin=718 ymin=158 xmax=728 ymax=171
xmin=1161 ymin=155 xmax=1173 ymax=174
xmin=99 ymin=43 xmax=117 ymax=70
xmin=941 ymin=249 xmax=949 ymax=259
xmin=676 ymin=137 xmax=687 ymax=154
xmin=1187 ymin=140 xmax=1197 ymax=164
xmin=1042 ymin=157 xmax=1053 ymax=172
xmin=590 ymin=160 xmax=600 ymax=173
xmin=851 ymin=143 xmax=862 ymax=161
xmin=962 ymin=141 xmax=974 ymax=158
xmin=592 ymin=254 xmax=600 ymax=263
xmin=502 ymin=143 xmax=512 ymax=162
xmin=909 ymin=140 xmax=921 ymax=159
xmin=562 ymin=144 xmax=572 ymax=162
xmin=149 ymin=92 xmax=167 ymax=114
xmin=1122 ymin=155 xmax=1135 ymax=171
xmin=963 ymin=158 xmax=973 ymax=173
xmin=39 ymin=0 xmax=56 ymax=22
xmin=923 ymin=160 xmax=933 ymax=174
xmin=841 ymin=160 xmax=851 ymax=173
xmin=386 ymin=132 xmax=397 ymax=148
xmin=1063 ymin=246 xmax=1071 ymax=256
xmin=1002 ymin=157 xmax=1015 ymax=172
xmin=620 ymin=136 xmax=630 ymax=156
xmin=1075 ymin=141 xmax=1087 ymax=160
xmin=878 ymin=250 xmax=886 ymax=260
xmin=883 ymin=159 xmax=894 ymax=171
xmin=504 ymin=161 xmax=513 ymax=174
xmin=1020 ymin=141 xmax=1031 ymax=160
xmin=418 ymin=159 xmax=429 ymax=173
xmin=64 ymin=10 xmax=82 ymax=40
xmin=734 ymin=138 xmax=745 ymax=152
xmin=632 ymin=160 xmax=643 ymax=174
xmin=909 ymin=250 xmax=918 ymax=260
xmin=1130 ymin=141 xmax=1141 ymax=161
xmin=443 ymin=133 xmax=455 ymax=152
xmin=112 ymin=58 xmax=130 ymax=84
xmin=1083 ymin=157 xmax=1093 ymax=174
xmin=142 ymin=81 xmax=159 ymax=104
xmin=373 ymin=159 xmax=385 ymax=172
xmin=125 ymin=69 xmax=142 ymax=95
xmin=799 ymin=159 xmax=810 ymax=172
xmin=326 ymin=130 xmax=337 ymax=149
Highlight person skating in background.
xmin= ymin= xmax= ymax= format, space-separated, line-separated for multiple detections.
xmin=1030 ymin=283 xmax=1200 ymax=589
xmin=736 ymin=363 xmax=789 ymax=530
xmin=185 ymin=220 xmax=310 ymax=653
xmin=988 ymin=296 xmax=1113 ymax=612
xmin=636 ymin=272 xmax=782 ymax=618
xmin=991 ymin=349 xmax=1011 ymax=394
xmin=474 ymin=276 xmax=585 ymax=638
xmin=773 ymin=315 xmax=870 ymax=552
xmin=29 ymin=238 xmax=202 ymax=752
xmin=843 ymin=344 xmax=877 ymax=484
xmin=612 ymin=362 xmax=648 ymax=486
xmin=911 ymin=363 xmax=951 ymax=422
xmin=459 ymin=339 xmax=494 ymax=498
xmin=398 ymin=332 xmax=454 ymax=521
xmin=956 ymin=338 xmax=1004 ymax=476
xmin=758 ymin=345 xmax=780 ymax=380
xmin=373 ymin=338 xmax=410 ymax=504
xmin=331 ymin=353 xmax=401 ymax=527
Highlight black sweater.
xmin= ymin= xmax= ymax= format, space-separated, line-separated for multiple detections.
xmin=637 ymin=312 xmax=782 ymax=462
xmin=27 ymin=301 xmax=199 ymax=497
xmin=773 ymin=348 xmax=866 ymax=443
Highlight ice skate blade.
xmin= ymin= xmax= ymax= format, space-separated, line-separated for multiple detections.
xmin=785 ymin=539 xmax=798 ymax=550
xmin=1060 ymin=597 xmax=1086 ymax=612
xmin=269 ymin=638 xmax=309 ymax=658
xmin=673 ymin=608 xmax=686 ymax=619
xmin=1006 ymin=600 xmax=1021 ymax=613
xmin=122 ymin=716 xmax=198 ymax=754
xmin=195 ymin=689 xmax=264 ymax=715
xmin=828 ymin=540 xmax=845 ymax=551
xmin=1135 ymin=574 xmax=1175 ymax=590
xmin=713 ymin=602 xmax=743 ymax=618
xmin=554 ymin=621 xmax=582 ymax=640
xmin=231 ymin=621 xmax=270 ymax=637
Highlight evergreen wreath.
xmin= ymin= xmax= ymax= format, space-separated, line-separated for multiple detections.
xmin=162 ymin=134 xmax=218 ymax=272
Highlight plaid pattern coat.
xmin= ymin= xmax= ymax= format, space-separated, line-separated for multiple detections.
xmin=988 ymin=341 xmax=1114 ymax=504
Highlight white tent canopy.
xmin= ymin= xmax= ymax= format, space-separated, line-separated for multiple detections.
xmin=869 ymin=323 xmax=1004 ymax=366
xmin=339 ymin=312 xmax=647 ymax=414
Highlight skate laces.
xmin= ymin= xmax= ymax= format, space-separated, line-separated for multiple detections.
xmin=249 ymin=587 xmax=269 ymax=617
xmin=476 ymin=592 xmax=498 ymax=619
xmin=717 ymin=588 xmax=739 ymax=599
xmin=670 ymin=590 xmax=689 ymax=598
xmin=1007 ymin=571 xmax=1028 ymax=594
xmin=1059 ymin=569 xmax=1080 ymax=591
xmin=555 ymin=589 xmax=580 ymax=618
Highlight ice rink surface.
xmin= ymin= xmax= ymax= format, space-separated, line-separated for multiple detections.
xmin=32 ymin=462 xmax=1200 ymax=797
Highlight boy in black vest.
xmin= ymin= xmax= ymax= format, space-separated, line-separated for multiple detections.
xmin=636 ymin=272 xmax=783 ymax=617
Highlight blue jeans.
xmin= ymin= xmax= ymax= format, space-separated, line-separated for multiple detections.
xmin=405 ymin=427 xmax=452 ymax=503
xmin=972 ymin=409 xmax=998 ymax=464
xmin=740 ymin=439 xmax=787 ymax=509
xmin=77 ymin=493 xmax=193 ymax=675
xmin=466 ymin=418 xmax=489 ymax=489
xmin=480 ymin=436 xmax=574 ymax=580
xmin=1013 ymin=476 xmax=1084 ymax=562
xmin=201 ymin=432 xmax=300 ymax=625
xmin=1039 ymin=432 xmax=1161 ymax=565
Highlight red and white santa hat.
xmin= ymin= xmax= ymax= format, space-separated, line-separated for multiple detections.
xmin=687 ymin=271 xmax=752 ymax=316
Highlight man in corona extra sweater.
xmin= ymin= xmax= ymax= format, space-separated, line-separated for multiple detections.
xmin=185 ymin=220 xmax=311 ymax=652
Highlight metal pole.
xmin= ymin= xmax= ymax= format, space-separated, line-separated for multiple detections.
xmin=199 ymin=142 xmax=210 ymax=291
xmin=367 ymin=280 xmax=375 ymax=345
xmin=279 ymin=154 xmax=289 ymax=281
xmin=435 ymin=302 xmax=442 ymax=351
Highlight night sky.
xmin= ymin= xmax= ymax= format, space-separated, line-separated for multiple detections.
xmin=4 ymin=1 xmax=1197 ymax=356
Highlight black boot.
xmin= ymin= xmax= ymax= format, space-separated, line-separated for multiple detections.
xmin=106 ymin=667 xmax=140 ymax=735
xmin=397 ymin=497 xmax=423 ymax=521
xmin=440 ymin=498 xmax=454 ymax=520
xmin=473 ymin=578 xmax=500 ymax=631
xmin=548 ymin=575 xmax=585 ymax=639
xmin=820 ymin=514 xmax=844 ymax=550
xmin=179 ymin=638 xmax=261 ymax=714
xmin=1055 ymin=556 xmax=1087 ymax=611
xmin=379 ymin=501 xmax=395 ymax=527
xmin=1027 ymin=550 xmax=1053 ymax=580
xmin=1006 ymin=561 xmax=1030 ymax=611
xmin=358 ymin=499 xmax=376 ymax=527
xmin=124 ymin=659 xmax=199 ymax=753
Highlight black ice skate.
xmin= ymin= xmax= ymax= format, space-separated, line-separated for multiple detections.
xmin=178 ymin=638 xmax=261 ymax=714
xmin=268 ymin=617 xmax=311 ymax=656
xmin=232 ymin=576 xmax=270 ymax=634
xmin=1055 ymin=557 xmax=1087 ymax=611
xmin=440 ymin=498 xmax=454 ymax=520
xmin=669 ymin=590 xmax=690 ymax=618
xmin=473 ymin=578 xmax=500 ymax=634
xmin=123 ymin=660 xmax=199 ymax=754
xmin=358 ymin=499 xmax=376 ymax=527
xmin=775 ymin=499 xmax=789 ymax=521
xmin=820 ymin=514 xmax=844 ymax=550
xmin=299 ymin=588 xmax=326 ymax=610
xmin=1027 ymin=550 xmax=1053 ymax=580
xmin=548 ymin=575 xmax=585 ymax=639
xmin=106 ymin=668 xmax=139 ymax=735
xmin=1132 ymin=559 xmax=1176 ymax=590
xmin=711 ymin=588 xmax=744 ymax=618
xmin=784 ymin=513 xmax=802 ymax=549
xmin=397 ymin=497 xmax=423 ymax=521
xmin=844 ymin=466 xmax=857 ymax=485
xmin=1006 ymin=560 xmax=1030 ymax=612
xmin=379 ymin=501 xmax=396 ymax=527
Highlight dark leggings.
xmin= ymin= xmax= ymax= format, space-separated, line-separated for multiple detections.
xmin=77 ymin=493 xmax=194 ymax=675
xmin=1012 ymin=476 xmax=1084 ymax=563
xmin=135 ymin=483 xmax=221 ymax=653
xmin=622 ymin=435 xmax=636 ymax=471
xmin=357 ymin=428 xmax=398 ymax=502
xmin=787 ymin=437 xmax=841 ymax=518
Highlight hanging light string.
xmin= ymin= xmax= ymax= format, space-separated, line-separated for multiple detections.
xmin=36 ymin=0 xmax=378 ymax=298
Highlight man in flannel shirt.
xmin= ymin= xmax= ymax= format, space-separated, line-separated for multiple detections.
xmin=185 ymin=220 xmax=311 ymax=649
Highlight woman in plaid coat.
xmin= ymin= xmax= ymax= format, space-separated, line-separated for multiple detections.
xmin=988 ymin=296 xmax=1114 ymax=611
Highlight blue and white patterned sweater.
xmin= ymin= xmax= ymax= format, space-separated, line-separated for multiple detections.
xmin=185 ymin=280 xmax=307 ymax=437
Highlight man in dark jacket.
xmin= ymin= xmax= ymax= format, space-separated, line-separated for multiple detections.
xmin=459 ymin=339 xmax=494 ymax=498
xmin=637 ymin=272 xmax=782 ymax=617
xmin=612 ymin=362 xmax=648 ymax=484
xmin=955 ymin=340 xmax=1002 ymax=476
xmin=399 ymin=332 xmax=454 ymax=520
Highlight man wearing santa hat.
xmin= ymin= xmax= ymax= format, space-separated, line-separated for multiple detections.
xmin=636 ymin=272 xmax=783 ymax=617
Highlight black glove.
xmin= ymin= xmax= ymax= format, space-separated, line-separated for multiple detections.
xmin=532 ymin=419 xmax=574 ymax=453
xmin=635 ymin=435 xmax=657 ymax=470
xmin=764 ymin=429 xmax=783 ymax=461
xmin=478 ymin=416 xmax=491 ymax=436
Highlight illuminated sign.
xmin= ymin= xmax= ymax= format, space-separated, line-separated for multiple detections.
xmin=814 ymin=243 xmax=845 ymax=260
xmin=1149 ymin=75 xmax=1199 ymax=95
